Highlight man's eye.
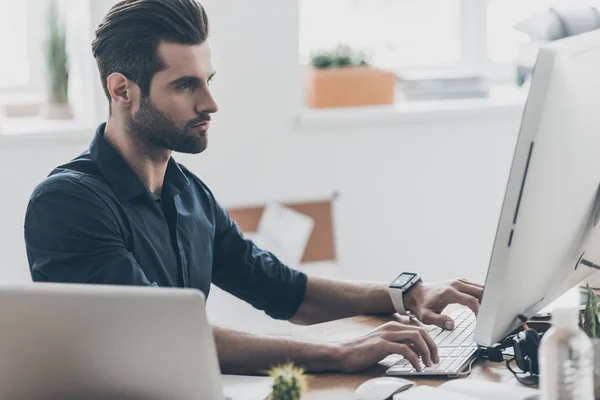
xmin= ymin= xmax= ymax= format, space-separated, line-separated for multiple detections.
xmin=178 ymin=82 xmax=193 ymax=90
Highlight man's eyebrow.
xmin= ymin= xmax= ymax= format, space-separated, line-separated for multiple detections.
xmin=169 ymin=72 xmax=216 ymax=86
xmin=169 ymin=76 xmax=201 ymax=86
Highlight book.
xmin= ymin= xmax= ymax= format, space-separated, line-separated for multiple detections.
xmin=395 ymin=69 xmax=490 ymax=101
xmin=222 ymin=375 xmax=272 ymax=400
xmin=393 ymin=380 xmax=539 ymax=400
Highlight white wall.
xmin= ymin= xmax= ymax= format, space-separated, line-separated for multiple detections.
xmin=0 ymin=0 xmax=522 ymax=287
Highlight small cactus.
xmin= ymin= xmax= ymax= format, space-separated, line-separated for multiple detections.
xmin=581 ymin=284 xmax=600 ymax=338
xmin=267 ymin=362 xmax=309 ymax=400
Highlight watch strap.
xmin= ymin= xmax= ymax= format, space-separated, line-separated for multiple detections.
xmin=388 ymin=286 xmax=408 ymax=315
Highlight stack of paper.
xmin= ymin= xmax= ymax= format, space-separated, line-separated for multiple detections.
xmin=396 ymin=69 xmax=489 ymax=101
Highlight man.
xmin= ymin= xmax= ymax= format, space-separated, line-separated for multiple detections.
xmin=24 ymin=0 xmax=483 ymax=374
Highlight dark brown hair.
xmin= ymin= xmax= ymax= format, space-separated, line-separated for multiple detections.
xmin=92 ymin=0 xmax=209 ymax=105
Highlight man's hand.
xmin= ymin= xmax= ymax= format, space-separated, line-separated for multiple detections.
xmin=334 ymin=321 xmax=439 ymax=373
xmin=403 ymin=278 xmax=484 ymax=330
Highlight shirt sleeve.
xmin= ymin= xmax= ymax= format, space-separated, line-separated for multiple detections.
xmin=210 ymin=199 xmax=307 ymax=320
xmin=24 ymin=185 xmax=155 ymax=286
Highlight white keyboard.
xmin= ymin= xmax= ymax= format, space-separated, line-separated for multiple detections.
xmin=385 ymin=307 xmax=479 ymax=376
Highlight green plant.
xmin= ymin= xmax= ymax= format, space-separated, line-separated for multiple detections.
xmin=267 ymin=362 xmax=309 ymax=400
xmin=580 ymin=284 xmax=600 ymax=338
xmin=44 ymin=0 xmax=69 ymax=104
xmin=310 ymin=45 xmax=367 ymax=69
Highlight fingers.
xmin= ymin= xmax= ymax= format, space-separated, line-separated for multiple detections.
xmin=452 ymin=280 xmax=484 ymax=301
xmin=419 ymin=326 xmax=440 ymax=364
xmin=421 ymin=309 xmax=455 ymax=331
xmin=387 ymin=342 xmax=423 ymax=371
xmin=383 ymin=330 xmax=434 ymax=367
xmin=459 ymin=278 xmax=484 ymax=289
xmin=445 ymin=287 xmax=480 ymax=315
xmin=379 ymin=322 xmax=439 ymax=364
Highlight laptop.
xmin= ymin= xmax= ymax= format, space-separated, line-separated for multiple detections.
xmin=0 ymin=283 xmax=270 ymax=400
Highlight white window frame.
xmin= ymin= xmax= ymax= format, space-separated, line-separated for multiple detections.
xmin=0 ymin=0 xmax=52 ymax=95
xmin=431 ymin=0 xmax=517 ymax=82
xmin=299 ymin=0 xmax=526 ymax=83
xmin=462 ymin=0 xmax=520 ymax=82
xmin=0 ymin=0 xmax=103 ymax=128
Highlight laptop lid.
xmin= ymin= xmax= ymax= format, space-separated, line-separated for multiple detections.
xmin=0 ymin=283 xmax=224 ymax=400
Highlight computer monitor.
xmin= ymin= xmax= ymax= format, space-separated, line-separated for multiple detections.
xmin=475 ymin=29 xmax=600 ymax=347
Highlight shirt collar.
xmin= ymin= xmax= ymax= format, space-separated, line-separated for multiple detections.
xmin=90 ymin=123 xmax=190 ymax=202
xmin=163 ymin=157 xmax=190 ymax=199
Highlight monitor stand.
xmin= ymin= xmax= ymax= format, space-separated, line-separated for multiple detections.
xmin=576 ymin=183 xmax=600 ymax=271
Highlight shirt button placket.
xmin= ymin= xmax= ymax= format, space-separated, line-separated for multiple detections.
xmin=173 ymin=196 xmax=189 ymax=287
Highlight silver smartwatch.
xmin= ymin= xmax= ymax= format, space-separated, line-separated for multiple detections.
xmin=388 ymin=272 xmax=422 ymax=316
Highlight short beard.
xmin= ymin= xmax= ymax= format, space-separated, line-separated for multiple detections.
xmin=125 ymin=96 xmax=209 ymax=154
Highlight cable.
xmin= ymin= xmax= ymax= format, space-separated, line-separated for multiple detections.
xmin=505 ymin=356 xmax=539 ymax=387
xmin=448 ymin=351 xmax=480 ymax=378
xmin=501 ymin=334 xmax=516 ymax=349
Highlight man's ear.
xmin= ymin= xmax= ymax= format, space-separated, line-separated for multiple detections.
xmin=106 ymin=73 xmax=140 ymax=110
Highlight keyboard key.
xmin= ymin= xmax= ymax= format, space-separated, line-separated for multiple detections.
xmin=436 ymin=330 xmax=452 ymax=341
xmin=439 ymin=334 xmax=461 ymax=347
xmin=379 ymin=354 xmax=405 ymax=367
xmin=448 ymin=312 xmax=462 ymax=320
xmin=428 ymin=326 xmax=443 ymax=338
xmin=387 ymin=364 xmax=414 ymax=373
xmin=393 ymin=360 xmax=410 ymax=367
xmin=449 ymin=347 xmax=466 ymax=357
xmin=451 ymin=336 xmax=468 ymax=346
xmin=448 ymin=357 xmax=467 ymax=372
xmin=437 ymin=360 xmax=453 ymax=371
xmin=438 ymin=347 xmax=454 ymax=357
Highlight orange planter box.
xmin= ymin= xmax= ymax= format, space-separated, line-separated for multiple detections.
xmin=305 ymin=66 xmax=396 ymax=109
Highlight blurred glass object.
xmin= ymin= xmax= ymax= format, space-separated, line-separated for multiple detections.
xmin=0 ymin=1 xmax=29 ymax=88
xmin=488 ymin=0 xmax=600 ymax=62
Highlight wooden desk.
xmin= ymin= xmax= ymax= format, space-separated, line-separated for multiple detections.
xmin=286 ymin=314 xmax=523 ymax=400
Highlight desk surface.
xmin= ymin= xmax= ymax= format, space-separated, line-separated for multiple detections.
xmin=287 ymin=314 xmax=521 ymax=400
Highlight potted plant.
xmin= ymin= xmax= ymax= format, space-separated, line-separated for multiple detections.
xmin=580 ymin=284 xmax=600 ymax=395
xmin=42 ymin=0 xmax=73 ymax=119
xmin=267 ymin=362 xmax=309 ymax=400
xmin=305 ymin=45 xmax=396 ymax=109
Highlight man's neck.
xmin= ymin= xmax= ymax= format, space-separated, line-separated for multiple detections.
xmin=104 ymin=118 xmax=171 ymax=197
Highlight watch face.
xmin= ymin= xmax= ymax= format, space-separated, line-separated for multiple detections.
xmin=391 ymin=273 xmax=417 ymax=288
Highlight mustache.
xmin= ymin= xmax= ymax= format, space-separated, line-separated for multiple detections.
xmin=188 ymin=114 xmax=212 ymax=127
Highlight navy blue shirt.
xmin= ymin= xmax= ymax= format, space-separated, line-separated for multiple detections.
xmin=24 ymin=123 xmax=307 ymax=320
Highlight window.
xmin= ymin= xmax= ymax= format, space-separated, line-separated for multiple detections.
xmin=0 ymin=2 xmax=29 ymax=88
xmin=299 ymin=0 xmax=462 ymax=69
xmin=300 ymin=0 xmax=600 ymax=80
xmin=0 ymin=0 xmax=98 ymax=129
xmin=0 ymin=0 xmax=52 ymax=95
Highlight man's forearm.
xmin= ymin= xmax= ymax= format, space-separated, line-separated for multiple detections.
xmin=289 ymin=276 xmax=395 ymax=325
xmin=213 ymin=325 xmax=341 ymax=374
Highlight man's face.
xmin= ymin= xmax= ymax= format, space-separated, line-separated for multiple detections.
xmin=126 ymin=40 xmax=218 ymax=154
